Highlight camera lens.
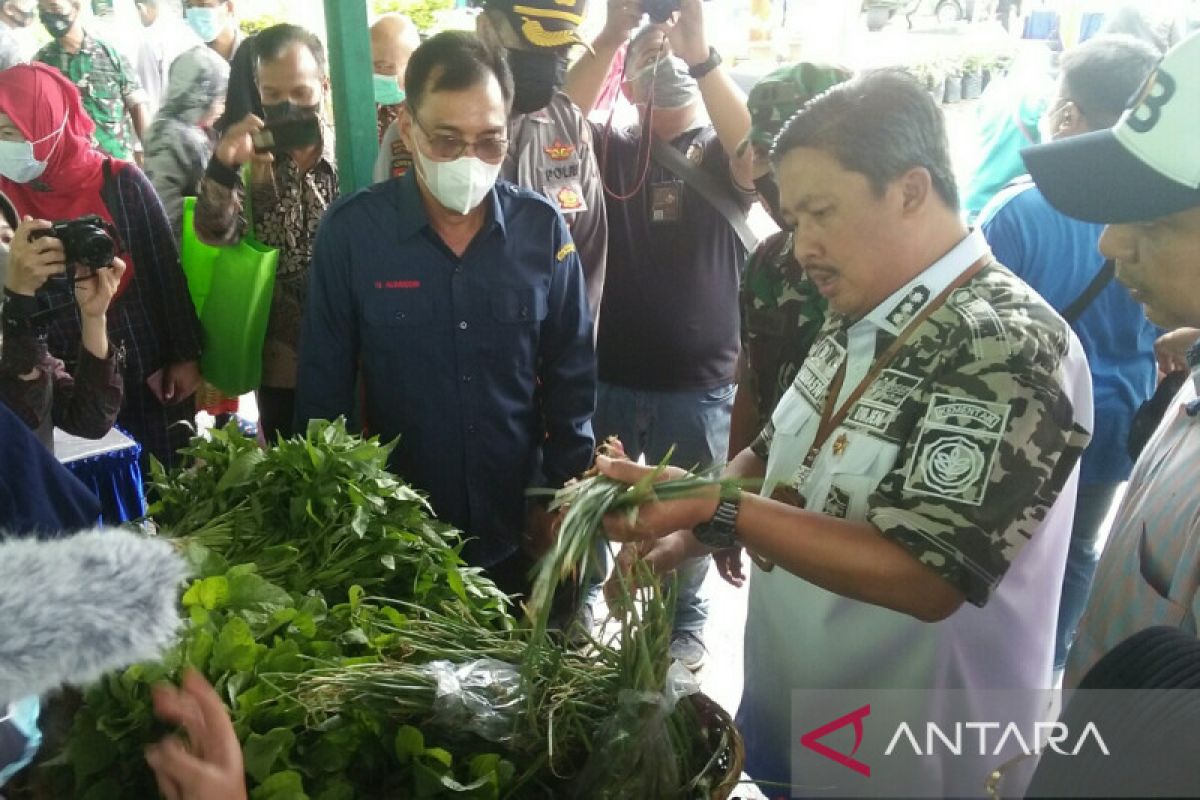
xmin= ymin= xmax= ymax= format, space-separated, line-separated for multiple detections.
xmin=77 ymin=227 xmax=116 ymax=269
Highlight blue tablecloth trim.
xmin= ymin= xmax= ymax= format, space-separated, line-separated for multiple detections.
xmin=62 ymin=428 xmax=145 ymax=524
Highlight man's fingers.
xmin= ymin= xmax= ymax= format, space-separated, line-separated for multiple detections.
xmin=152 ymin=682 xmax=209 ymax=756
xmin=183 ymin=669 xmax=243 ymax=769
xmin=146 ymin=738 xmax=211 ymax=795
xmin=594 ymin=453 xmax=654 ymax=485
xmin=147 ymin=745 xmax=184 ymax=800
xmin=149 ymin=755 xmax=183 ymax=800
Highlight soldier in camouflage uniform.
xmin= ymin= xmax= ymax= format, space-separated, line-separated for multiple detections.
xmin=730 ymin=63 xmax=852 ymax=453
xmin=593 ymin=71 xmax=1092 ymax=797
xmin=718 ymin=63 xmax=850 ymax=585
xmin=34 ymin=0 xmax=148 ymax=161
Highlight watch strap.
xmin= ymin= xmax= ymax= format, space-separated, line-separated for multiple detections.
xmin=693 ymin=493 xmax=740 ymax=549
xmin=688 ymin=47 xmax=722 ymax=80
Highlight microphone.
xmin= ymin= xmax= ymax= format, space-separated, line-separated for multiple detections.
xmin=0 ymin=528 xmax=188 ymax=706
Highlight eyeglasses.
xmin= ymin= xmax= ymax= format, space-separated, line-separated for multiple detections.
xmin=412 ymin=113 xmax=508 ymax=164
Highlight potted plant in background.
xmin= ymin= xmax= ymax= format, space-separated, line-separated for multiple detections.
xmin=909 ymin=61 xmax=946 ymax=105
xmin=962 ymin=52 xmax=986 ymax=99
xmin=943 ymin=57 xmax=964 ymax=103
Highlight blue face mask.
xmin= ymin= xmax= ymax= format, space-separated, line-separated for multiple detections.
xmin=373 ymin=74 xmax=405 ymax=107
xmin=185 ymin=6 xmax=223 ymax=43
xmin=0 ymin=697 xmax=42 ymax=788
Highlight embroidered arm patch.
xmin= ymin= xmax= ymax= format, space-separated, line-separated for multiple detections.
xmin=903 ymin=393 xmax=1011 ymax=506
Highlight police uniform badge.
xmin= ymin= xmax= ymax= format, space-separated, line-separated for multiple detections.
xmin=555 ymin=185 xmax=586 ymax=213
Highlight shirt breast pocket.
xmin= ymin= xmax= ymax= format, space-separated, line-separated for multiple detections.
xmin=820 ymin=430 xmax=900 ymax=521
xmin=490 ymin=286 xmax=548 ymax=326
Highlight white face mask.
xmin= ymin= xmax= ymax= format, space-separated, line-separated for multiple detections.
xmin=413 ymin=147 xmax=501 ymax=216
xmin=0 ymin=114 xmax=67 ymax=184
xmin=627 ymin=55 xmax=700 ymax=110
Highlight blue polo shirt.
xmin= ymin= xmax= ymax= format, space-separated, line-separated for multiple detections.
xmin=295 ymin=171 xmax=596 ymax=567
xmin=980 ymin=179 xmax=1159 ymax=486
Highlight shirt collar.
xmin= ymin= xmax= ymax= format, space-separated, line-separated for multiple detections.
xmin=860 ymin=228 xmax=991 ymax=336
xmin=391 ymin=169 xmax=507 ymax=241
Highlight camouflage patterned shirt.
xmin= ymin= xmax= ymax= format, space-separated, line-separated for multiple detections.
xmin=36 ymin=33 xmax=146 ymax=161
xmin=753 ymin=230 xmax=1092 ymax=606
xmin=739 ymin=229 xmax=827 ymax=429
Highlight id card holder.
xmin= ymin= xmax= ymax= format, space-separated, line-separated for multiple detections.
xmin=649 ymin=179 xmax=684 ymax=225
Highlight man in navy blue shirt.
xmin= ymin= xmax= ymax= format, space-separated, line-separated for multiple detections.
xmin=978 ymin=34 xmax=1161 ymax=673
xmin=294 ymin=32 xmax=595 ymax=598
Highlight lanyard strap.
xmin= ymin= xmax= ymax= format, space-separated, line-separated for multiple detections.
xmin=803 ymin=258 xmax=990 ymax=468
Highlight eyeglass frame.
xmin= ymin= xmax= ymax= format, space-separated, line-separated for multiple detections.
xmin=409 ymin=111 xmax=509 ymax=164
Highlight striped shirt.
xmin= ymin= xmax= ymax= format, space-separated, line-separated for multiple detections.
xmin=1065 ymin=362 xmax=1200 ymax=688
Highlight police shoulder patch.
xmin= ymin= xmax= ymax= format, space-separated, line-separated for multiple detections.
xmin=903 ymin=393 xmax=1010 ymax=506
xmin=556 ymin=242 xmax=576 ymax=262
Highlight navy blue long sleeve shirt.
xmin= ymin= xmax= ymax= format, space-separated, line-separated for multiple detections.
xmin=295 ymin=172 xmax=596 ymax=567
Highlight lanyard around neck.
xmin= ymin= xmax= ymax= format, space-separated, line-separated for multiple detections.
xmin=802 ymin=258 xmax=990 ymax=470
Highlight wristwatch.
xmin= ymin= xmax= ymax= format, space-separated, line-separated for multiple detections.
xmin=687 ymin=47 xmax=722 ymax=80
xmin=692 ymin=491 xmax=740 ymax=549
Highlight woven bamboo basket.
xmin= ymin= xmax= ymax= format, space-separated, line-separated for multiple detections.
xmin=690 ymin=692 xmax=746 ymax=800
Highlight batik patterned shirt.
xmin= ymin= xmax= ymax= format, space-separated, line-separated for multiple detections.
xmin=193 ymin=133 xmax=338 ymax=389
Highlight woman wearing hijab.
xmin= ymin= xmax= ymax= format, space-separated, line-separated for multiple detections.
xmin=143 ymin=45 xmax=229 ymax=238
xmin=0 ymin=63 xmax=204 ymax=469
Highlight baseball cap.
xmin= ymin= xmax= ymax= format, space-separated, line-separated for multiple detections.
xmin=1023 ymin=30 xmax=1200 ymax=224
xmin=738 ymin=62 xmax=853 ymax=157
xmin=481 ymin=0 xmax=588 ymax=50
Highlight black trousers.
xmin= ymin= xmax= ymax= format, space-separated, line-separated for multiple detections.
xmin=487 ymin=548 xmax=582 ymax=623
xmin=256 ymin=387 xmax=296 ymax=443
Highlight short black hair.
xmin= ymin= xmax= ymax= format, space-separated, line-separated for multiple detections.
xmin=254 ymin=24 xmax=327 ymax=79
xmin=1060 ymin=34 xmax=1160 ymax=130
xmin=772 ymin=69 xmax=959 ymax=210
xmin=405 ymin=30 xmax=513 ymax=112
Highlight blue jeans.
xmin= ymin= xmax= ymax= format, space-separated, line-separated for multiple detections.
xmin=588 ymin=381 xmax=735 ymax=633
xmin=1055 ymin=481 xmax=1119 ymax=669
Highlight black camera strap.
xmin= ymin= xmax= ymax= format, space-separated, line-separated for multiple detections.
xmin=650 ymin=137 xmax=759 ymax=253
xmin=1062 ymin=258 xmax=1116 ymax=324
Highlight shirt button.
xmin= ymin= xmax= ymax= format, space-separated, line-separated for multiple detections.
xmin=395 ymin=311 xmax=406 ymax=320
xmin=466 ymin=423 xmax=477 ymax=433
xmin=461 ymin=374 xmax=472 ymax=383
xmin=519 ymin=306 xmax=529 ymax=319
xmin=459 ymin=321 xmax=469 ymax=330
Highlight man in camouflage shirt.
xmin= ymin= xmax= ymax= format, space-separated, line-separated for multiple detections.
xmin=594 ymin=71 xmax=1092 ymax=796
xmin=35 ymin=0 xmax=148 ymax=161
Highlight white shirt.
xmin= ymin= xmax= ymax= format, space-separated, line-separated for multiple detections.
xmin=136 ymin=17 xmax=201 ymax=118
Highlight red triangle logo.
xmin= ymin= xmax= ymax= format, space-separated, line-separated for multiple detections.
xmin=799 ymin=703 xmax=872 ymax=777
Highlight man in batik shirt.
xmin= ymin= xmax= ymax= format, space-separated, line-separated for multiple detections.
xmin=194 ymin=24 xmax=337 ymax=442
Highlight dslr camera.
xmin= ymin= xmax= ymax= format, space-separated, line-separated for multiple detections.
xmin=643 ymin=0 xmax=679 ymax=23
xmin=30 ymin=215 xmax=118 ymax=282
